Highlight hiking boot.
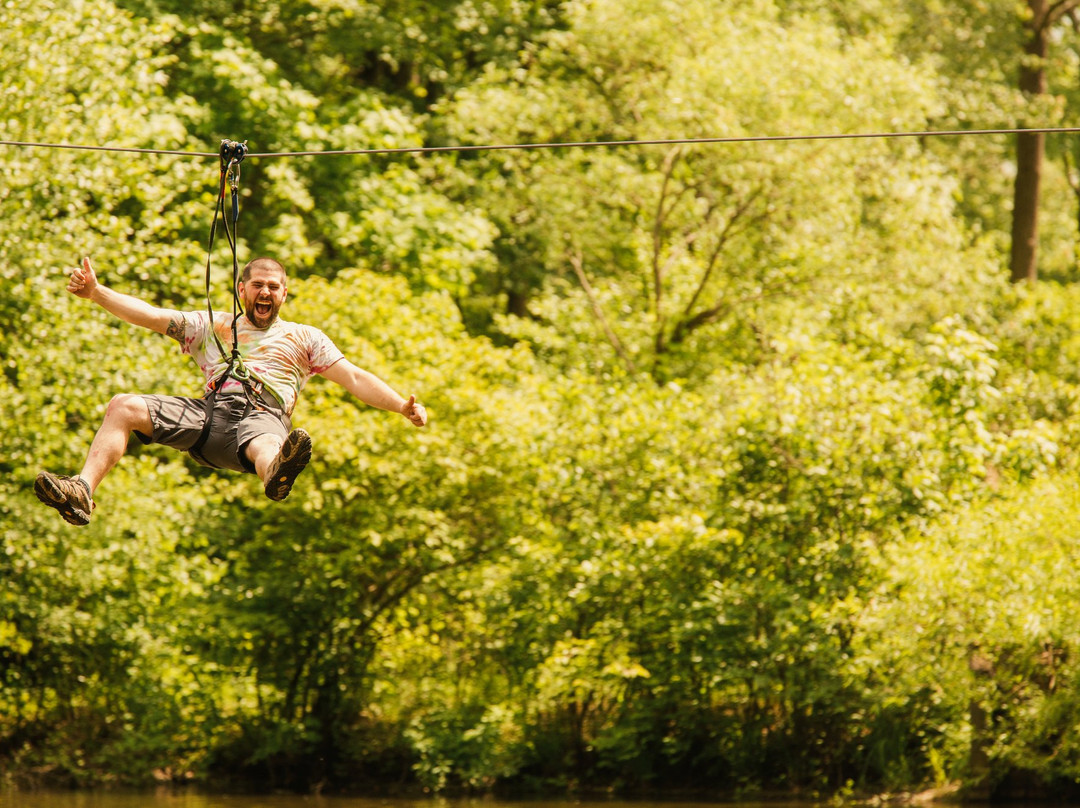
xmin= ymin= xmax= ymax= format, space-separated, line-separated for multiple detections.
xmin=34 ymin=472 xmax=94 ymax=526
xmin=264 ymin=429 xmax=312 ymax=501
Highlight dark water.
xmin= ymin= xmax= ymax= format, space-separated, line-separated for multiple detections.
xmin=0 ymin=796 xmax=489 ymax=808
xmin=0 ymin=796 xmax=452 ymax=808
xmin=0 ymin=796 xmax=829 ymax=808
xmin=0 ymin=796 xmax=448 ymax=808
xmin=0 ymin=797 xmax=798 ymax=808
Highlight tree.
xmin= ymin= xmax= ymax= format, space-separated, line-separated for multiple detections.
xmin=1010 ymin=0 xmax=1080 ymax=282
xmin=9 ymin=0 xmax=1080 ymax=797
xmin=436 ymin=0 xmax=985 ymax=384
xmin=790 ymin=0 xmax=1080 ymax=282
xmin=115 ymin=0 xmax=566 ymax=107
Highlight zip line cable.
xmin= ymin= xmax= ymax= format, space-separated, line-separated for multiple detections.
xmin=4 ymin=125 xmax=1080 ymax=160
xmin=248 ymin=126 xmax=1080 ymax=158
xmin=0 ymin=141 xmax=217 ymax=157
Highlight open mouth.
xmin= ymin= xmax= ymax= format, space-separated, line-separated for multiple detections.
xmin=255 ymin=300 xmax=273 ymax=319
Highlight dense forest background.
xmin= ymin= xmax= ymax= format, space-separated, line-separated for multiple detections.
xmin=8 ymin=0 xmax=1080 ymax=799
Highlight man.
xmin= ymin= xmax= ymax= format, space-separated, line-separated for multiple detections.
xmin=35 ymin=256 xmax=428 ymax=526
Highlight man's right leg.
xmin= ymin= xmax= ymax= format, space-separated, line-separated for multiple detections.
xmin=36 ymin=394 xmax=152 ymax=525
xmin=246 ymin=429 xmax=312 ymax=502
xmin=79 ymin=393 xmax=153 ymax=496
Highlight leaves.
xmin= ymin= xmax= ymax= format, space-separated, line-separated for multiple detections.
xmin=6 ymin=0 xmax=1080 ymax=798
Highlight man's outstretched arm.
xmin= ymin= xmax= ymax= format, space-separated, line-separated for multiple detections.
xmin=320 ymin=358 xmax=428 ymax=427
xmin=69 ymin=257 xmax=185 ymax=339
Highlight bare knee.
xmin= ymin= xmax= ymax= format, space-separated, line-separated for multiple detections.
xmin=104 ymin=394 xmax=152 ymax=434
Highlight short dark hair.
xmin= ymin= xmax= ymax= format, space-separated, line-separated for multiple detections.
xmin=242 ymin=257 xmax=287 ymax=283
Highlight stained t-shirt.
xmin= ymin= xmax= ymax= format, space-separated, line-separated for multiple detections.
xmin=180 ymin=311 xmax=344 ymax=415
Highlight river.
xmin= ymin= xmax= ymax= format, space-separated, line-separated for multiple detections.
xmin=0 ymin=796 xmax=790 ymax=808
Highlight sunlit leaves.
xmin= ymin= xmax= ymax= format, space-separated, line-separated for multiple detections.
xmin=6 ymin=0 xmax=1080 ymax=797
xmin=435 ymin=0 xmax=988 ymax=384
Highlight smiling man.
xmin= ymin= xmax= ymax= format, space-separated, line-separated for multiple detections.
xmin=35 ymin=256 xmax=428 ymax=526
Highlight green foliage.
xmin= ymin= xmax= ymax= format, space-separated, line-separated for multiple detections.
xmin=859 ymin=475 xmax=1080 ymax=792
xmin=115 ymin=0 xmax=565 ymax=106
xmin=356 ymin=314 xmax=1065 ymax=793
xmin=6 ymin=0 xmax=1080 ymax=800
xmin=0 ymin=1 xmax=208 ymax=306
xmin=434 ymin=0 xmax=995 ymax=384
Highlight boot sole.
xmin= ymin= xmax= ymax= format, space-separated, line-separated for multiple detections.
xmin=34 ymin=473 xmax=92 ymax=526
xmin=264 ymin=429 xmax=312 ymax=501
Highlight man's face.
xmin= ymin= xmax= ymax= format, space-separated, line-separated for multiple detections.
xmin=239 ymin=266 xmax=287 ymax=329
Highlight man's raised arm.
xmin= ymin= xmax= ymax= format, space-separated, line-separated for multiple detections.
xmin=69 ymin=257 xmax=185 ymax=339
xmin=320 ymin=358 xmax=428 ymax=427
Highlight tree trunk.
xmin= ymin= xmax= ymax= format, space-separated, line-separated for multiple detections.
xmin=1010 ymin=132 xmax=1044 ymax=283
xmin=1009 ymin=0 xmax=1050 ymax=283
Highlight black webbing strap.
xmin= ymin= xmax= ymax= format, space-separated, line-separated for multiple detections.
xmin=188 ymin=356 xmax=239 ymax=467
xmin=191 ymin=139 xmax=258 ymax=469
xmin=205 ymin=140 xmax=248 ymax=362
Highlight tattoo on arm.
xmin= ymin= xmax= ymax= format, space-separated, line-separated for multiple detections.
xmin=166 ymin=315 xmax=185 ymax=342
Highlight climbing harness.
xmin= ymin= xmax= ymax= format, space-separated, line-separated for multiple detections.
xmin=189 ymin=138 xmax=272 ymax=467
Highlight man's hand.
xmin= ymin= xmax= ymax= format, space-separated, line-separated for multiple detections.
xmin=62 ymin=256 xmax=182 ymax=336
xmin=67 ymin=257 xmax=98 ymax=300
xmin=400 ymin=395 xmax=428 ymax=427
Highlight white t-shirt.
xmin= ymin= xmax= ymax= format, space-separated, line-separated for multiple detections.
xmin=180 ymin=310 xmax=344 ymax=415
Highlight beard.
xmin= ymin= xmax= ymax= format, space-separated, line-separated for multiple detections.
xmin=245 ymin=297 xmax=281 ymax=329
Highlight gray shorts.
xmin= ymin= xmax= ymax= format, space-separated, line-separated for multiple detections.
xmin=135 ymin=392 xmax=292 ymax=473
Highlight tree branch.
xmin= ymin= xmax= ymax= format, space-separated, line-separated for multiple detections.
xmin=1062 ymin=149 xmax=1080 ymax=238
xmin=651 ymin=147 xmax=686 ymax=345
xmin=1043 ymin=0 xmax=1080 ymax=29
xmin=568 ymin=248 xmax=640 ymax=374
xmin=680 ymin=182 xmax=769 ymax=325
xmin=670 ymin=272 xmax=815 ymax=347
